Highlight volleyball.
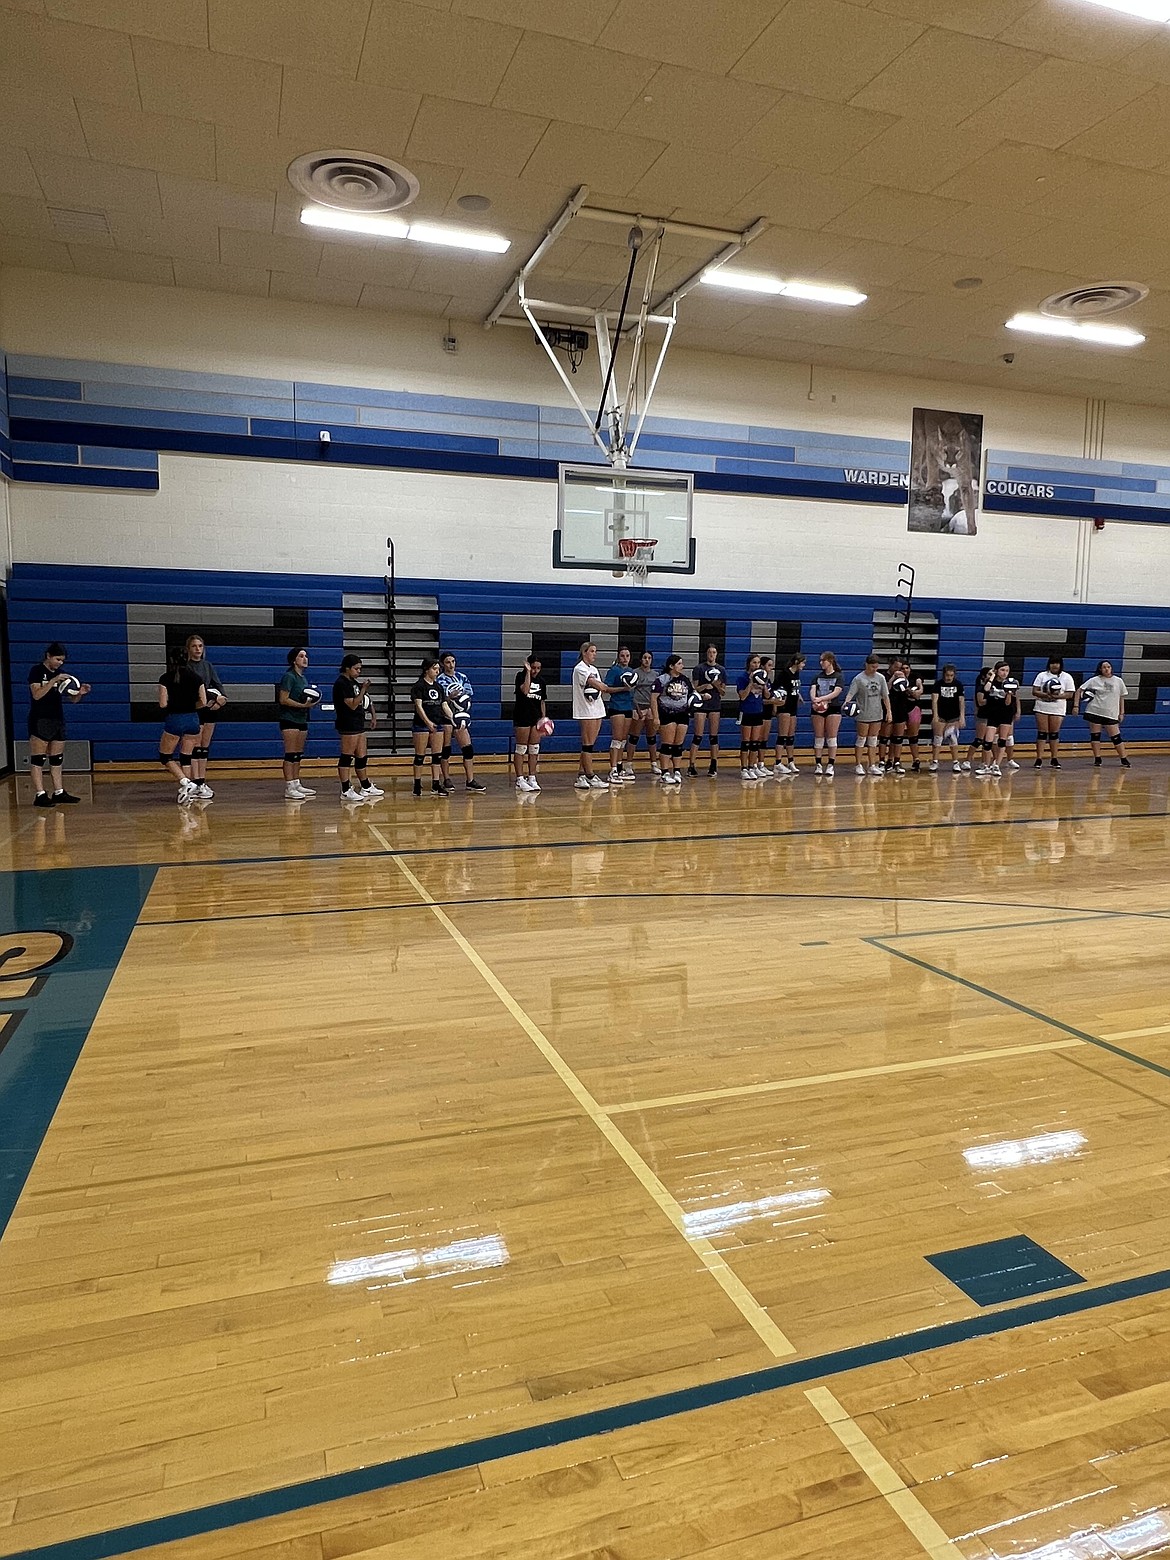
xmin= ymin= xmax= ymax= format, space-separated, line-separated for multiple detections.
xmin=301 ymin=685 xmax=321 ymax=705
xmin=536 ymin=716 xmax=555 ymax=736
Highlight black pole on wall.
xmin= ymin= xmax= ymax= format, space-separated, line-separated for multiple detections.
xmin=385 ymin=537 xmax=397 ymax=755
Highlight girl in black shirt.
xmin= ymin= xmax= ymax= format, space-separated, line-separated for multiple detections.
xmin=185 ymin=634 xmax=226 ymax=799
xmin=411 ymin=657 xmax=452 ymax=798
xmin=332 ymin=655 xmax=382 ymax=803
xmin=158 ymin=644 xmax=207 ymax=803
xmin=511 ymin=655 xmax=547 ymax=793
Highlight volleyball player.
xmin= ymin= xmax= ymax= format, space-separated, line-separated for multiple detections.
xmin=27 ymin=642 xmax=89 ymax=807
xmin=572 ymin=641 xmax=609 ymax=789
xmin=964 ymin=666 xmax=993 ymax=771
xmin=977 ymin=661 xmax=1017 ymax=777
xmin=158 ymin=644 xmax=207 ymax=803
xmin=333 ymin=654 xmax=383 ymax=802
xmin=1032 ymin=655 xmax=1075 ymax=768
xmin=604 ymin=645 xmax=638 ymax=783
xmin=883 ymin=658 xmax=922 ymax=774
xmin=184 ymin=635 xmax=226 ymax=800
xmin=776 ymin=653 xmax=805 ymax=774
xmin=437 ymin=650 xmax=486 ymax=793
xmin=759 ymin=656 xmax=779 ymax=776
xmin=930 ymin=665 xmax=965 ymax=772
xmin=630 ymin=649 xmax=659 ymax=777
xmin=737 ymin=653 xmax=768 ymax=779
xmin=1077 ymin=660 xmax=1131 ymax=767
xmin=651 ymin=655 xmax=694 ymax=785
xmin=277 ymin=646 xmax=316 ymax=800
xmin=411 ymin=656 xmax=452 ymax=797
xmin=688 ymin=643 xmax=726 ymax=776
xmin=511 ymin=653 xmax=546 ymax=792
xmin=844 ymin=655 xmax=891 ymax=775
xmin=810 ymin=652 xmax=844 ymax=776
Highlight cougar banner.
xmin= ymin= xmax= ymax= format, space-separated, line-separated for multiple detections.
xmin=908 ymin=407 xmax=983 ymax=536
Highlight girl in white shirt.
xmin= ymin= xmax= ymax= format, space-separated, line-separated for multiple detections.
xmin=1077 ymin=660 xmax=1132 ymax=768
xmin=1031 ymin=655 xmax=1076 ymax=770
xmin=572 ymin=641 xmax=610 ymax=789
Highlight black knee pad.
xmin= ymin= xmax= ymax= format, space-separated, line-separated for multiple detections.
xmin=283 ymin=750 xmax=300 ymax=764
xmin=413 ymin=753 xmax=426 ymax=769
xmin=674 ymin=743 xmax=686 ymax=758
xmin=1111 ymin=732 xmax=1123 ymax=746
xmin=580 ymin=743 xmax=595 ymax=754
xmin=440 ymin=745 xmax=451 ymax=763
xmin=462 ymin=743 xmax=475 ymax=760
xmin=29 ymin=754 xmax=45 ymax=769
xmin=192 ymin=746 xmax=209 ymax=761
xmin=338 ymin=755 xmax=352 ymax=772
xmin=158 ymin=751 xmax=172 ymax=768
xmin=178 ymin=755 xmax=192 ymax=773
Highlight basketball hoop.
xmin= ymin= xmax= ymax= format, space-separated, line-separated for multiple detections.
xmin=618 ymin=536 xmax=657 ymax=586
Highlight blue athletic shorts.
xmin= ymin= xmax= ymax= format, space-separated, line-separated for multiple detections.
xmin=163 ymin=712 xmax=201 ymax=737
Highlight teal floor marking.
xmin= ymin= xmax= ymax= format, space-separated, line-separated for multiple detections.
xmin=0 ymin=865 xmax=156 ymax=1240
xmin=869 ymin=936 xmax=1170 ymax=1083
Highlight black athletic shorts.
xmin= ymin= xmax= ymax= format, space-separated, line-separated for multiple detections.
xmin=279 ymin=719 xmax=308 ymax=732
xmin=27 ymin=717 xmax=66 ymax=743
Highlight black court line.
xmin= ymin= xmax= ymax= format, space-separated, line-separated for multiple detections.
xmin=14 ymin=1261 xmax=1170 ymax=1560
xmin=139 ymin=803 xmax=1170 ymax=872
xmin=868 ymin=937 xmax=1170 ymax=1083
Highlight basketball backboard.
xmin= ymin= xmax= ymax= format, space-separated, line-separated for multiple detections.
xmin=554 ymin=465 xmax=695 ymax=575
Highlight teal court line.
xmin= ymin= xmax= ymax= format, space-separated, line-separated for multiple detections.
xmin=867 ymin=936 xmax=1170 ymax=1083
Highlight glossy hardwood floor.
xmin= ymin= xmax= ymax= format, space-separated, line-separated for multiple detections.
xmin=2 ymin=757 xmax=1170 ymax=1560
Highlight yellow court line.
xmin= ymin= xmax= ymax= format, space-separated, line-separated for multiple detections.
xmin=1101 ymin=1022 xmax=1170 ymax=1042
xmin=373 ymin=830 xmax=795 ymax=1361
xmin=805 ymin=1387 xmax=964 ymax=1560
xmin=608 ymin=1038 xmax=1085 ymax=1115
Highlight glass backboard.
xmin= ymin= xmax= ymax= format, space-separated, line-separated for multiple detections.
xmin=554 ymin=465 xmax=695 ymax=574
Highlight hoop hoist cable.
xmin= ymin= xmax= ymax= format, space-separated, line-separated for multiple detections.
xmin=594 ymin=225 xmax=643 ymax=433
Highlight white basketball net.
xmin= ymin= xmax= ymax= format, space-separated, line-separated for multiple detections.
xmin=619 ymin=538 xmax=657 ymax=586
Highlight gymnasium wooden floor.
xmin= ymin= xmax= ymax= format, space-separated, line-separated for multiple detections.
xmin=3 ymin=759 xmax=1170 ymax=1560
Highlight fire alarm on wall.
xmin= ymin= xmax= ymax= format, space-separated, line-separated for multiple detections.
xmin=1093 ymin=518 xmax=1106 ymax=531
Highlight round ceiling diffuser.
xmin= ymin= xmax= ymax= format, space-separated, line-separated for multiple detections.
xmin=287 ymin=150 xmax=419 ymax=214
xmin=1040 ymin=282 xmax=1149 ymax=319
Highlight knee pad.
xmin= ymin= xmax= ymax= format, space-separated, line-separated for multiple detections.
xmin=158 ymin=751 xmax=172 ymax=768
xmin=462 ymin=743 xmax=475 ymax=761
xmin=515 ymin=744 xmax=528 ymax=756
xmin=338 ymin=755 xmax=352 ymax=772
xmin=580 ymin=742 xmax=595 ymax=754
xmin=673 ymin=743 xmax=686 ymax=758
xmin=29 ymin=754 xmax=45 ymax=769
xmin=283 ymin=749 xmax=300 ymax=764
xmin=440 ymin=745 xmax=451 ymax=763
xmin=867 ymin=736 xmax=879 ymax=750
xmin=192 ymin=746 xmax=209 ymax=761
xmin=529 ymin=744 xmax=539 ymax=759
xmin=178 ymin=754 xmax=192 ymax=772
xmin=1112 ymin=732 xmax=1123 ymax=746
xmin=827 ymin=740 xmax=838 ymax=755
xmin=413 ymin=753 xmax=425 ymax=768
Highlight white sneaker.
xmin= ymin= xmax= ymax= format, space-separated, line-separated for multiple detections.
xmin=787 ymin=762 xmax=800 ymax=774
xmin=813 ymin=763 xmax=823 ymax=775
xmin=574 ymin=775 xmax=591 ymax=790
xmin=361 ymin=782 xmax=385 ymax=798
xmin=960 ymin=761 xmax=972 ymax=772
xmin=952 ymin=762 xmax=963 ymax=773
xmin=759 ymin=765 xmax=774 ymax=778
xmin=528 ymin=775 xmax=541 ymax=791
xmin=609 ymin=768 xmax=623 ymax=783
xmin=650 ymin=763 xmax=662 ymax=776
xmin=869 ymin=765 xmax=884 ymax=776
xmin=927 ymin=760 xmax=939 ymax=773
xmin=973 ymin=765 xmax=988 ymax=776
xmin=855 ymin=764 xmax=867 ymax=776
xmin=589 ymin=775 xmax=609 ymax=789
xmin=741 ymin=769 xmax=755 ymax=781
xmin=296 ymin=782 xmax=316 ymax=796
xmin=989 ymin=763 xmax=1002 ymax=776
xmin=193 ymin=782 xmax=214 ymax=798
xmin=177 ymin=781 xmax=195 ymax=804
xmin=621 ymin=767 xmax=636 ymax=782
xmin=825 ymin=764 xmax=834 ymax=777
xmin=672 ymin=771 xmax=683 ymax=785
xmin=892 ymin=763 xmax=906 ymax=775
xmin=516 ymin=776 xmax=528 ymax=790
xmin=1006 ymin=758 xmax=1020 ymax=770
xmin=284 ymin=782 xmax=303 ymax=799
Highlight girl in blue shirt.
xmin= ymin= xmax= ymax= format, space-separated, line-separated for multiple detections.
xmin=737 ymin=653 xmax=768 ymax=780
xmin=604 ymin=645 xmax=638 ymax=783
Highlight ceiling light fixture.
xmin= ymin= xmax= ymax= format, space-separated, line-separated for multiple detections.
xmin=300 ymin=205 xmax=510 ymax=253
xmin=1006 ymin=312 xmax=1145 ymax=347
xmin=701 ymin=268 xmax=866 ymax=305
xmin=1077 ymin=0 xmax=1170 ymax=20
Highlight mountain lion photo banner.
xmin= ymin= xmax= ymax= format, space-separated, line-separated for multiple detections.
xmin=908 ymin=407 xmax=983 ymax=536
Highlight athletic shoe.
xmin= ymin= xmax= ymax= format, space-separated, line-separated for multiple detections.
xmin=190 ymin=782 xmax=213 ymax=799
xmin=742 ymin=769 xmax=756 ymax=781
xmin=650 ymin=763 xmax=662 ymax=776
xmin=669 ymin=772 xmax=683 ymax=786
xmin=574 ymin=775 xmax=592 ymax=790
xmin=466 ymin=780 xmax=487 ymax=793
xmin=33 ymin=792 xmax=54 ymax=808
xmin=825 ymin=764 xmax=835 ymax=777
xmin=284 ymin=782 xmax=303 ymax=799
xmin=52 ymin=790 xmax=82 ymax=804
xmin=413 ymin=783 xmax=422 ymax=798
xmin=892 ymin=763 xmax=906 ymax=775
xmin=296 ymin=782 xmax=316 ymax=796
xmin=813 ymin=764 xmax=823 ymax=776
xmin=588 ymin=775 xmax=609 ymax=789
xmin=341 ymin=787 xmax=363 ymax=803
xmin=1050 ymin=760 xmax=1061 ymax=770
xmin=952 ymin=763 xmax=963 ymax=773
xmin=1121 ymin=758 xmax=1132 ymax=768
xmin=609 ymin=769 xmax=623 ymax=783
xmin=178 ymin=782 xmax=196 ymax=804
xmin=516 ymin=777 xmax=529 ymax=791
xmin=687 ymin=764 xmax=698 ymax=777
xmin=360 ymin=783 xmax=384 ymax=799
xmin=431 ymin=783 xmax=448 ymax=798
xmin=973 ymin=764 xmax=988 ymax=776
xmin=911 ymin=761 xmax=921 ymax=773
xmin=622 ymin=767 xmax=637 ymax=782
xmin=707 ymin=763 xmax=717 ymax=777
xmin=528 ymin=776 xmax=541 ymax=792
xmin=869 ymin=765 xmax=883 ymax=776
xmin=1034 ymin=759 xmax=1044 ymax=768
xmin=855 ymin=764 xmax=866 ymax=776
xmin=787 ymin=762 xmax=800 ymax=774
xmin=1006 ymin=759 xmax=1020 ymax=770
xmin=1094 ymin=757 xmax=1103 ymax=766
xmin=928 ymin=760 xmax=939 ymax=772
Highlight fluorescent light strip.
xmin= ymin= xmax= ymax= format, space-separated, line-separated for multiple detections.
xmin=1005 ymin=312 xmax=1145 ymax=347
xmin=300 ymin=205 xmax=510 ymax=253
xmin=701 ymin=268 xmax=866 ymax=306
xmin=1078 ymin=0 xmax=1170 ymax=20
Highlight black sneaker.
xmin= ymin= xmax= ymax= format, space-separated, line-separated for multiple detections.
xmin=1034 ymin=759 xmax=1043 ymax=768
xmin=1050 ymin=760 xmax=1061 ymax=769
xmin=708 ymin=763 xmax=718 ymax=776
xmin=1121 ymin=758 xmax=1132 ymax=768
xmin=687 ymin=764 xmax=698 ymax=777
xmin=33 ymin=792 xmax=55 ymax=808
xmin=413 ymin=783 xmax=422 ymax=798
xmin=431 ymin=783 xmax=447 ymax=797
xmin=466 ymin=780 xmax=487 ymax=793
xmin=1093 ymin=757 xmax=1102 ymax=766
xmin=52 ymin=790 xmax=81 ymax=804
xmin=911 ymin=761 xmax=920 ymax=773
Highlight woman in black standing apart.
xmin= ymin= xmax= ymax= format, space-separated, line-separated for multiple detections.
xmin=411 ymin=657 xmax=452 ymax=798
xmin=184 ymin=634 xmax=227 ymax=800
xmin=333 ymin=654 xmax=383 ymax=803
xmin=511 ymin=653 xmax=547 ymax=793
xmin=27 ymin=641 xmax=90 ymax=807
xmin=158 ymin=644 xmax=207 ymax=804
xmin=277 ymin=646 xmax=317 ymax=800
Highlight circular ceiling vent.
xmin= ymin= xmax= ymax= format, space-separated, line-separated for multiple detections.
xmin=287 ymin=150 xmax=419 ymax=214
xmin=1040 ymin=282 xmax=1149 ymax=319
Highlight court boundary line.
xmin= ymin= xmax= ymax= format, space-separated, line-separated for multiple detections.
xmin=379 ymin=835 xmax=796 ymax=1362
xmin=133 ymin=803 xmax=1170 ymax=871
xmin=868 ymin=938 xmax=1170 ymax=1082
xmin=12 ymin=1262 xmax=1170 ymax=1560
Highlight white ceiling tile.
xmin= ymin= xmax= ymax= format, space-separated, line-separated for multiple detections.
xmin=599 ymin=0 xmax=780 ymax=74
xmin=45 ymin=0 xmax=208 ymax=46
xmin=315 ymin=239 xmax=421 ymax=286
xmin=732 ymin=0 xmax=924 ymax=100
xmin=77 ymin=101 xmax=217 ymax=181
xmin=0 ymin=87 xmax=87 ymax=156
xmin=209 ymin=0 xmax=373 ymax=75
xmin=520 ymin=120 xmax=665 ymax=196
xmin=965 ymin=58 xmax=1152 ymax=149
xmin=158 ymin=174 xmax=275 ymax=234
xmin=728 ymin=166 xmax=873 ymax=231
xmin=998 ymin=1 xmax=1161 ymax=64
xmin=493 ymin=33 xmax=655 ymax=132
xmin=826 ymin=187 xmax=969 ymax=244
xmin=68 ymin=244 xmax=176 ymax=284
xmin=219 ymin=226 xmax=322 ymax=276
xmin=106 ymin=208 xmax=221 ymax=262
xmin=270 ymin=270 xmax=365 ymax=306
xmin=406 ymin=97 xmax=547 ymax=176
xmin=173 ymin=257 xmax=271 ymax=295
xmin=1062 ymin=85 xmax=1170 ymax=169
xmin=617 ymin=66 xmax=778 ymax=154
xmin=733 ymin=94 xmax=895 ymax=173
xmin=451 ymin=0 xmax=617 ymax=46
xmin=358 ymin=281 xmax=454 ymax=314
xmin=837 ymin=120 xmax=1003 ymax=194
xmin=866 ymin=0 xmax=1036 ymax=35
xmin=628 ymin=145 xmax=776 ymax=215
xmin=278 ymin=68 xmax=420 ymax=153
xmin=0 ymin=11 xmax=139 ymax=106
xmin=442 ymin=172 xmax=566 ymax=227
xmin=0 ymin=145 xmax=43 ymax=200
xmin=0 ymin=195 xmax=55 ymax=241
xmin=0 ymin=236 xmax=75 ymax=270
xmin=360 ymin=2 xmax=522 ymax=104
xmin=133 ymin=36 xmax=283 ymax=131
xmin=850 ymin=29 xmax=1043 ymax=118
xmin=30 ymin=152 xmax=163 ymax=215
